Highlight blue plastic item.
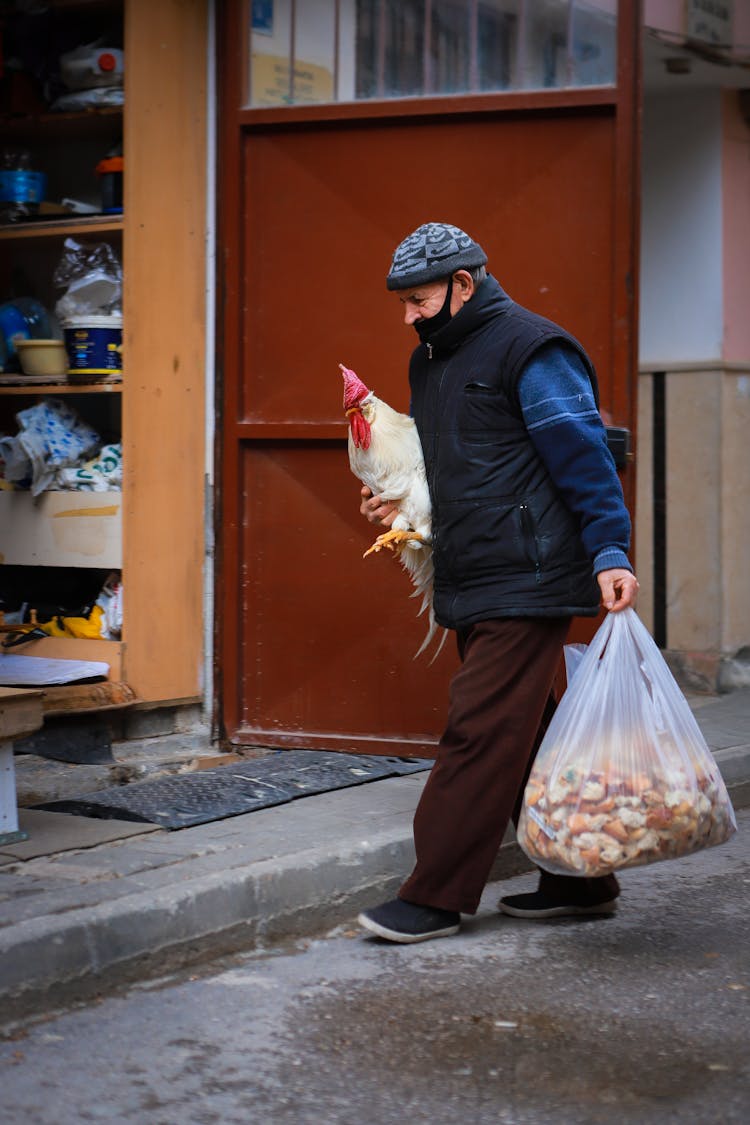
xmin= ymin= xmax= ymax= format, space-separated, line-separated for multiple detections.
xmin=0 ymin=298 xmax=53 ymax=371
xmin=0 ymin=169 xmax=46 ymax=206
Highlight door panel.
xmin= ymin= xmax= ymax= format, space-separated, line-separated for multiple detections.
xmin=239 ymin=442 xmax=446 ymax=748
xmin=241 ymin=114 xmax=616 ymax=425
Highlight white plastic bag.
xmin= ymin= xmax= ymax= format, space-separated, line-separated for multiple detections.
xmin=563 ymin=642 xmax=587 ymax=686
xmin=53 ymin=238 xmax=122 ymax=321
xmin=518 ymin=609 xmax=736 ymax=876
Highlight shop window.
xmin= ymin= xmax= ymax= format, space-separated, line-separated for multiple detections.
xmin=245 ymin=0 xmax=617 ymax=108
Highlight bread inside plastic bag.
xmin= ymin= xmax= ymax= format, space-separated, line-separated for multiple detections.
xmin=518 ymin=609 xmax=736 ymax=876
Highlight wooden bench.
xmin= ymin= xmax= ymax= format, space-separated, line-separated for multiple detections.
xmin=0 ymin=687 xmax=44 ymax=845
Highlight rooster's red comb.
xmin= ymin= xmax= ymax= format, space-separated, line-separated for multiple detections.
xmin=340 ymin=363 xmax=371 ymax=411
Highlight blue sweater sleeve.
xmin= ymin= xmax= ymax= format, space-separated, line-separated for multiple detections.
xmin=518 ymin=343 xmax=632 ymax=575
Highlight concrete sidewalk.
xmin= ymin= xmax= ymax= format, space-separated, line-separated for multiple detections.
xmin=1 ymin=690 xmax=748 ymax=1021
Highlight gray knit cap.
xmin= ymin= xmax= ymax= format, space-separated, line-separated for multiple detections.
xmin=386 ymin=221 xmax=488 ymax=290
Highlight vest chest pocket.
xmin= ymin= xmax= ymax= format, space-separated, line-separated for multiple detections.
xmin=457 ymin=384 xmax=520 ymax=444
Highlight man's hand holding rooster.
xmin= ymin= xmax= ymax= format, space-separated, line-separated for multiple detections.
xmin=360 ymin=485 xmax=398 ymax=528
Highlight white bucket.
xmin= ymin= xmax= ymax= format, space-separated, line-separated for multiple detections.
xmin=63 ymin=314 xmax=123 ymax=377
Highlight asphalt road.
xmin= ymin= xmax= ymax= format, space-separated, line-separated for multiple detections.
xmin=2 ymin=810 xmax=749 ymax=1125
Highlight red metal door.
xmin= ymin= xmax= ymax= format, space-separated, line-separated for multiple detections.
xmin=217 ymin=2 xmax=640 ymax=752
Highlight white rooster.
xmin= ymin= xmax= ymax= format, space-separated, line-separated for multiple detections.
xmin=340 ymin=362 xmax=444 ymax=658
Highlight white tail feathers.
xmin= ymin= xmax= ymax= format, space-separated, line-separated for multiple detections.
xmin=395 ymin=538 xmax=448 ymax=662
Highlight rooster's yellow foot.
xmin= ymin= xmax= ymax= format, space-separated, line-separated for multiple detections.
xmin=363 ymin=529 xmax=425 ymax=558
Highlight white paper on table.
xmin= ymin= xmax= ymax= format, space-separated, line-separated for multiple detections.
xmin=0 ymin=654 xmax=109 ymax=686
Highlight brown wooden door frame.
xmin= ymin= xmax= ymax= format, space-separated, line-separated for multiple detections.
xmin=215 ymin=0 xmax=642 ymax=748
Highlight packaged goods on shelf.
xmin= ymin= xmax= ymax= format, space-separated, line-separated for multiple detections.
xmin=54 ymin=238 xmax=122 ymax=322
xmin=59 ymin=43 xmax=124 ymax=92
xmin=51 ymin=41 xmax=125 ymax=113
xmin=0 ymin=397 xmax=101 ymax=495
xmin=54 ymin=442 xmax=122 ymax=491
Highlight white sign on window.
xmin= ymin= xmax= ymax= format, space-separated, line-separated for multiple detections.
xmin=686 ymin=0 xmax=733 ymax=45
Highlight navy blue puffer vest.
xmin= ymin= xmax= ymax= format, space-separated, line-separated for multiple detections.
xmin=408 ymin=275 xmax=601 ymax=629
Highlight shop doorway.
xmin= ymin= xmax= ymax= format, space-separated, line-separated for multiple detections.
xmin=217 ymin=0 xmax=641 ymax=751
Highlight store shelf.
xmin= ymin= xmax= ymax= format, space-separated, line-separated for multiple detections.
xmin=0 ymin=380 xmax=122 ymax=395
xmin=0 ymin=0 xmax=205 ymax=709
xmin=49 ymin=0 xmax=123 ymax=12
xmin=42 ymin=678 xmax=136 ymax=716
xmin=0 ymin=0 xmax=126 ymax=708
xmin=0 ymin=215 xmax=123 ymax=241
xmin=2 ymin=637 xmax=124 ymax=682
xmin=0 ymin=107 xmax=123 ymax=142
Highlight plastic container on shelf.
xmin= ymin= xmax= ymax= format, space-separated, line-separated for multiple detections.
xmin=0 ymin=150 xmax=46 ymax=224
xmin=63 ymin=314 xmax=123 ymax=377
xmin=59 ymin=44 xmax=124 ymax=91
xmin=9 ymin=297 xmax=52 ymax=338
xmin=15 ymin=340 xmax=69 ymax=378
xmin=96 ymin=156 xmax=123 ymax=214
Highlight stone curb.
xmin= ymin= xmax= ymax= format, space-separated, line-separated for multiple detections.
xmin=0 ymin=825 xmax=419 ymax=1021
xmin=2 ymin=746 xmax=748 ymax=1023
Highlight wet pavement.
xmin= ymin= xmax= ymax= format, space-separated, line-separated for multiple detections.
xmin=2 ymin=689 xmax=749 ymax=1018
xmin=1 ymin=808 xmax=748 ymax=1125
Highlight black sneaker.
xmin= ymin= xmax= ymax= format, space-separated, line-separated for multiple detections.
xmin=498 ymin=891 xmax=618 ymax=919
xmin=358 ymin=898 xmax=460 ymax=943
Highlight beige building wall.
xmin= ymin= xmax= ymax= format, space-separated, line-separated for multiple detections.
xmin=665 ymin=369 xmax=722 ymax=653
xmin=636 ymin=362 xmax=750 ymax=689
xmin=638 ymin=77 xmax=750 ymax=690
xmin=720 ymin=370 xmax=750 ymax=657
xmin=635 ymin=372 xmax=654 ymax=635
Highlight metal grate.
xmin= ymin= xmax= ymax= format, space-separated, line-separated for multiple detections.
xmin=36 ymin=750 xmax=432 ymax=829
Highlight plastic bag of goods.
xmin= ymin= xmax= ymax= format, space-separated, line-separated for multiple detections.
xmin=517 ymin=609 xmax=736 ymax=877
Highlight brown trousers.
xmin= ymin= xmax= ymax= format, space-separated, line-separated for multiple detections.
xmin=399 ymin=617 xmax=620 ymax=914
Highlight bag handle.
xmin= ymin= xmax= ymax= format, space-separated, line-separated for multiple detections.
xmin=608 ymin=609 xmax=668 ymax=733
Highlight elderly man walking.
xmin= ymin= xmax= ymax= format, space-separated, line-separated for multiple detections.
xmin=357 ymin=221 xmax=639 ymax=943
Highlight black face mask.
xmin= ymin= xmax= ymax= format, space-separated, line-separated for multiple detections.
xmin=414 ymin=277 xmax=453 ymax=344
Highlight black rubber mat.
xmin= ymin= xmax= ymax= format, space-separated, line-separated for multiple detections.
xmin=35 ymin=750 xmax=432 ymax=829
xmin=15 ymin=717 xmax=113 ymax=765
